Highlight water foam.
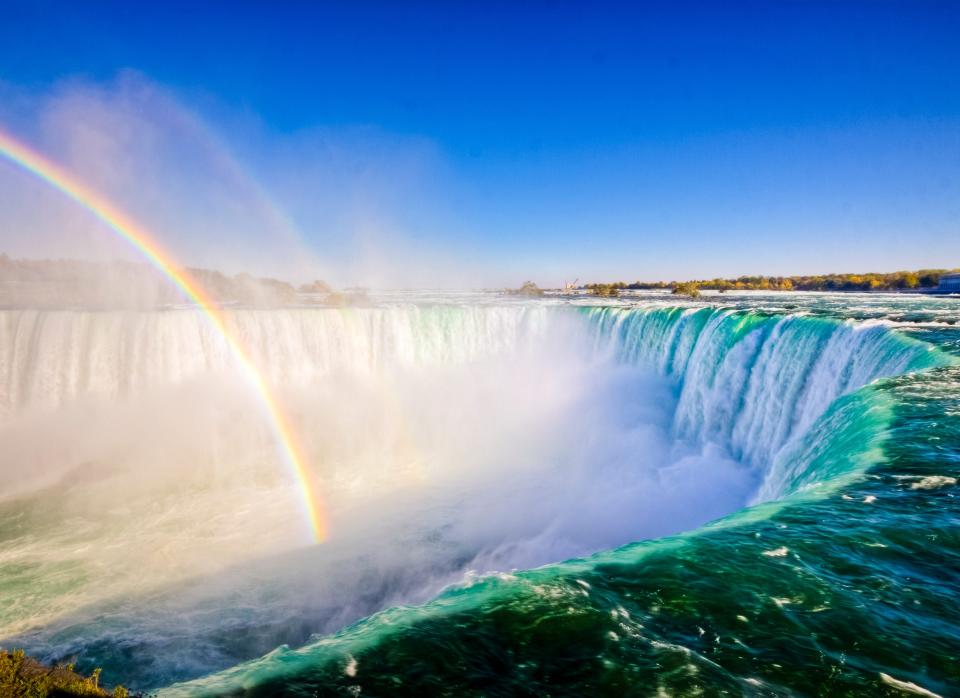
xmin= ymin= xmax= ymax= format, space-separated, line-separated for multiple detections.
xmin=0 ymin=303 xmax=948 ymax=690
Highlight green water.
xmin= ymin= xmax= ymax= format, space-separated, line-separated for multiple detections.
xmin=160 ymin=298 xmax=960 ymax=697
xmin=2 ymin=294 xmax=958 ymax=696
xmin=170 ymin=372 xmax=960 ymax=696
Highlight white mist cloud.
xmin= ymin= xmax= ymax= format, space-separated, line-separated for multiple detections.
xmin=0 ymin=307 xmax=756 ymax=685
xmin=0 ymin=72 xmax=484 ymax=287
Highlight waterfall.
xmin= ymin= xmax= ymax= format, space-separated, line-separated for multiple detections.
xmin=0 ymin=307 xmax=556 ymax=413
xmin=2 ymin=305 xmax=943 ymax=479
xmin=2 ymin=302 xmax=951 ymax=692
xmin=584 ymin=306 xmax=943 ymax=476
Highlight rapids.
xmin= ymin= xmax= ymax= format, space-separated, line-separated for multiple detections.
xmin=0 ymin=292 xmax=957 ymax=695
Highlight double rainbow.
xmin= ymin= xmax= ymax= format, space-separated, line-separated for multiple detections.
xmin=0 ymin=128 xmax=327 ymax=543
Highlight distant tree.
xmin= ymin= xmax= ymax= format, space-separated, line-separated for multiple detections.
xmin=672 ymin=282 xmax=701 ymax=298
xmin=618 ymin=268 xmax=960 ymax=293
xmin=627 ymin=280 xmax=669 ymax=290
xmin=714 ymin=278 xmax=733 ymax=292
xmin=508 ymin=281 xmax=545 ymax=296
xmin=299 ymin=279 xmax=332 ymax=294
xmin=589 ymin=284 xmax=621 ymax=297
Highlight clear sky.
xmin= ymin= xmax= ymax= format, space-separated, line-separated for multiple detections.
xmin=1 ymin=1 xmax=959 ymax=286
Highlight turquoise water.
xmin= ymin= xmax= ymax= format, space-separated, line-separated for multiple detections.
xmin=1 ymin=293 xmax=958 ymax=696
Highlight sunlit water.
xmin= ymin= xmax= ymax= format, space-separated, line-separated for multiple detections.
xmin=1 ymin=291 xmax=958 ymax=696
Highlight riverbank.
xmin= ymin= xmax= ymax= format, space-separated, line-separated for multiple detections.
xmin=0 ymin=650 xmax=130 ymax=697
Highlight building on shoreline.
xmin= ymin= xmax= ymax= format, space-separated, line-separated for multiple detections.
xmin=937 ymin=273 xmax=960 ymax=292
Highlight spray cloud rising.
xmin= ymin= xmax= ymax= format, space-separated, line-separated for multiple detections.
xmin=2 ymin=301 xmax=938 ymax=688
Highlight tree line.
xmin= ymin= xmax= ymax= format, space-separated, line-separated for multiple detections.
xmin=582 ymin=269 xmax=958 ymax=296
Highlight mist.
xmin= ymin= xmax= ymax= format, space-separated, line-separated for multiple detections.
xmin=0 ymin=72 xmax=488 ymax=289
xmin=0 ymin=305 xmax=756 ymax=686
xmin=2 ymin=75 xmax=917 ymax=691
xmin=0 ymin=290 xmax=934 ymax=691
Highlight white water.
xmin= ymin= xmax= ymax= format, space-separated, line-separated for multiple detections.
xmin=586 ymin=306 xmax=940 ymax=478
xmin=0 ymin=304 xmax=942 ymax=688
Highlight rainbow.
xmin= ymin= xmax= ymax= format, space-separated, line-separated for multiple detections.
xmin=0 ymin=127 xmax=328 ymax=543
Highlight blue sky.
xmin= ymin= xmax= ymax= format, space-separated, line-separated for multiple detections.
xmin=1 ymin=1 xmax=959 ymax=285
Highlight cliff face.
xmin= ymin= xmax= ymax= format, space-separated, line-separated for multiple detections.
xmin=0 ymin=255 xmax=298 ymax=309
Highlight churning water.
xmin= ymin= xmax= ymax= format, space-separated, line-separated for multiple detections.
xmin=1 ymin=291 xmax=958 ymax=696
